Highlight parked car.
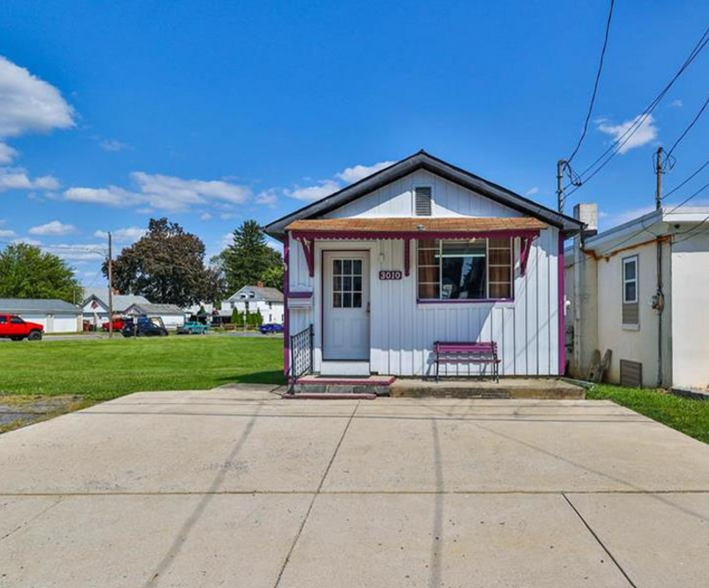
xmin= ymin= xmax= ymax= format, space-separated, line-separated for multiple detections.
xmin=0 ymin=314 xmax=43 ymax=341
xmin=259 ymin=323 xmax=284 ymax=334
xmin=177 ymin=321 xmax=210 ymax=335
xmin=121 ymin=315 xmax=168 ymax=337
xmin=101 ymin=317 xmax=126 ymax=332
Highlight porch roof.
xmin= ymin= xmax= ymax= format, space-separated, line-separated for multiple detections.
xmin=286 ymin=216 xmax=546 ymax=238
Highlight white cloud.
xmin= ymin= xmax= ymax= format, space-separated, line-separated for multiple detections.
xmin=287 ymin=179 xmax=340 ymax=201
xmin=93 ymin=227 xmax=146 ymax=243
xmin=597 ymin=114 xmax=658 ymax=154
xmin=0 ymin=142 xmax=18 ymax=164
xmin=0 ymin=228 xmax=15 ymax=238
xmin=337 ymin=161 xmax=395 ymax=183
xmin=199 ymin=212 xmax=213 ymax=221
xmin=256 ymin=189 xmax=278 ymax=208
xmin=99 ymin=139 xmax=128 ymax=152
xmin=600 ymin=205 xmax=656 ymax=229
xmin=525 ymin=186 xmax=539 ymax=196
xmin=220 ymin=212 xmax=238 ymax=220
xmin=0 ymin=167 xmax=60 ymax=192
xmin=29 ymin=220 xmax=76 ymax=236
xmin=64 ymin=172 xmax=252 ymax=212
xmin=0 ymin=56 xmax=74 ymax=138
xmin=670 ymin=99 xmax=683 ymax=108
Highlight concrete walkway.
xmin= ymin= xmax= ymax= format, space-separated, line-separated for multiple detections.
xmin=1 ymin=385 xmax=709 ymax=587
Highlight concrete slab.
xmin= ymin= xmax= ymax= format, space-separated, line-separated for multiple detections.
xmin=278 ymin=494 xmax=632 ymax=588
xmin=0 ymin=400 xmax=354 ymax=494
xmin=0 ymin=496 xmax=60 ymax=540
xmin=567 ymin=492 xmax=709 ymax=588
xmin=324 ymin=404 xmax=709 ymax=492
xmin=0 ymin=494 xmax=310 ymax=588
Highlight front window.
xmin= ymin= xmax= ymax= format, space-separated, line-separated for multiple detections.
xmin=333 ymin=258 xmax=363 ymax=308
xmin=417 ymin=238 xmax=513 ymax=301
xmin=622 ymin=256 xmax=638 ymax=303
xmin=10 ymin=316 xmax=25 ymax=324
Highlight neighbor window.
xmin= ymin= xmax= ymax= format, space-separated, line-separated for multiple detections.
xmin=417 ymin=238 xmax=513 ymax=301
xmin=622 ymin=256 xmax=638 ymax=304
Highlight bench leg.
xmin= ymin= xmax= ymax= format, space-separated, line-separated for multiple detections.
xmin=435 ymin=356 xmax=440 ymax=382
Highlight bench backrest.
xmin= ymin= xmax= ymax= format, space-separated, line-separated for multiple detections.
xmin=434 ymin=341 xmax=497 ymax=355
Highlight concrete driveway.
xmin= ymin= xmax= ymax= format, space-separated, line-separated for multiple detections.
xmin=1 ymin=386 xmax=709 ymax=587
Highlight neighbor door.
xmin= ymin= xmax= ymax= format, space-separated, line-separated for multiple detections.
xmin=323 ymin=252 xmax=370 ymax=360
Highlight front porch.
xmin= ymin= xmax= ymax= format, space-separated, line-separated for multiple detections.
xmin=289 ymin=374 xmax=585 ymax=399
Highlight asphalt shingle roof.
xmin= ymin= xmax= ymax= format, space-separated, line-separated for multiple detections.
xmin=228 ymin=286 xmax=284 ymax=303
xmin=0 ymin=299 xmax=81 ymax=315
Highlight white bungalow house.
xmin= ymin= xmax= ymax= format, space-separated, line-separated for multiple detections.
xmin=566 ymin=203 xmax=709 ymax=391
xmin=222 ymin=285 xmax=284 ymax=324
xmin=81 ymin=287 xmax=149 ymax=328
xmin=0 ymin=299 xmax=82 ymax=333
xmin=265 ymin=151 xmax=582 ymax=379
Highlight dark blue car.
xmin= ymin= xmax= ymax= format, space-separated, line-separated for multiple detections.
xmin=259 ymin=323 xmax=284 ymax=334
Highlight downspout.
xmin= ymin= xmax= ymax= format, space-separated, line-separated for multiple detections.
xmin=654 ymin=237 xmax=665 ymax=387
xmin=283 ymin=233 xmax=290 ymax=379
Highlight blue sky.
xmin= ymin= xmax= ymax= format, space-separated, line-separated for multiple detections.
xmin=1 ymin=0 xmax=708 ymax=286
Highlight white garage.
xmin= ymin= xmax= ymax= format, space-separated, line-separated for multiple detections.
xmin=0 ymin=299 xmax=83 ymax=333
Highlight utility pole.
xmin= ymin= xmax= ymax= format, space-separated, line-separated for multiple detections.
xmin=107 ymin=232 xmax=114 ymax=339
xmin=655 ymin=146 xmax=664 ymax=209
xmin=654 ymin=146 xmax=665 ymax=387
xmin=557 ymin=160 xmax=566 ymax=214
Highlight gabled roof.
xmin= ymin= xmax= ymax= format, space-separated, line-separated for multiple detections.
xmin=82 ymin=292 xmax=150 ymax=313
xmin=265 ymin=151 xmax=584 ymax=239
xmin=228 ymin=286 xmax=284 ymax=303
xmin=125 ymin=303 xmax=186 ymax=315
xmin=0 ymin=298 xmax=81 ymax=315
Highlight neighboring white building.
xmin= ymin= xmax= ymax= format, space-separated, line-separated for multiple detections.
xmin=265 ymin=151 xmax=582 ymax=378
xmin=222 ymin=285 xmax=284 ymax=324
xmin=0 ymin=299 xmax=82 ymax=333
xmin=566 ymin=204 xmax=709 ymax=390
xmin=81 ymin=287 xmax=149 ymax=327
xmin=124 ymin=302 xmax=187 ymax=330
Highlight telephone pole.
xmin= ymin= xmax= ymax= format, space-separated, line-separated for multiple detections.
xmin=655 ymin=146 xmax=664 ymax=209
xmin=107 ymin=232 xmax=114 ymax=338
xmin=557 ymin=160 xmax=567 ymax=213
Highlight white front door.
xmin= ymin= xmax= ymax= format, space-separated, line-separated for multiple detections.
xmin=323 ymin=251 xmax=370 ymax=361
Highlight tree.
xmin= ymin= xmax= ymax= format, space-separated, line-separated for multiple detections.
xmin=0 ymin=243 xmax=81 ymax=302
xmin=260 ymin=264 xmax=285 ymax=290
xmin=220 ymin=220 xmax=283 ymax=293
xmin=105 ymin=218 xmax=221 ymax=307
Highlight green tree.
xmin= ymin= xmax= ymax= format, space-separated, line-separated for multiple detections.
xmin=105 ymin=218 xmax=222 ymax=307
xmin=220 ymin=220 xmax=283 ymax=293
xmin=260 ymin=264 xmax=285 ymax=290
xmin=0 ymin=243 xmax=81 ymax=302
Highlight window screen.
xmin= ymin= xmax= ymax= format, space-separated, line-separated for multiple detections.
xmin=414 ymin=187 xmax=432 ymax=216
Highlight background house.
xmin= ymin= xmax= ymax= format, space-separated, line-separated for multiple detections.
xmin=0 ymin=299 xmax=82 ymax=333
xmin=222 ymin=285 xmax=284 ymax=324
xmin=566 ymin=204 xmax=709 ymax=390
xmin=124 ymin=302 xmax=187 ymax=330
xmin=81 ymin=287 xmax=149 ymax=327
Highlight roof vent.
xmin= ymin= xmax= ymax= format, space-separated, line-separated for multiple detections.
xmin=415 ymin=187 xmax=432 ymax=216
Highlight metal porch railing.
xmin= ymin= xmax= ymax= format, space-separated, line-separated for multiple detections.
xmin=289 ymin=324 xmax=314 ymax=393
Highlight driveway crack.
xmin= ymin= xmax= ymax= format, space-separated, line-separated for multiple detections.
xmin=562 ymin=493 xmax=638 ymax=588
xmin=272 ymin=401 xmax=359 ymax=588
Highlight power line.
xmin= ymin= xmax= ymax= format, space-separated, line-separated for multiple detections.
xmin=567 ymin=0 xmax=616 ymax=164
xmin=662 ymin=154 xmax=709 ymax=200
xmin=563 ymin=22 xmax=709 ymax=198
xmin=666 ymin=91 xmax=709 ymax=158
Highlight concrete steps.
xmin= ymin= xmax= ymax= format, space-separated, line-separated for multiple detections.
xmin=292 ymin=375 xmax=394 ymax=396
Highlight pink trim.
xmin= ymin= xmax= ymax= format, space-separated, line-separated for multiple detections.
xmin=283 ymin=235 xmax=290 ymax=377
xmin=520 ymin=236 xmax=534 ymax=276
xmin=404 ymin=238 xmax=411 ymax=276
xmin=558 ymin=232 xmax=565 ymax=376
xmin=291 ymin=229 xmax=540 ymax=241
xmin=296 ymin=237 xmax=315 ymax=277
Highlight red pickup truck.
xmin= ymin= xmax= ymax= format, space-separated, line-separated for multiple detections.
xmin=0 ymin=314 xmax=44 ymax=341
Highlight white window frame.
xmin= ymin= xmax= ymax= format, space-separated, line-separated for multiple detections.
xmin=622 ymin=256 xmax=639 ymax=304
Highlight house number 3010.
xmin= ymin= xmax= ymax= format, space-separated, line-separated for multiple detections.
xmin=379 ymin=270 xmax=402 ymax=280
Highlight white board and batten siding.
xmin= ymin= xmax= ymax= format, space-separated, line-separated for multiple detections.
xmin=287 ymin=169 xmax=562 ymax=377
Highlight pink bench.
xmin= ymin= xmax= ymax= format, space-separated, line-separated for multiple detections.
xmin=433 ymin=341 xmax=500 ymax=382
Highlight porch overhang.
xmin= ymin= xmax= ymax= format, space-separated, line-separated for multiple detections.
xmin=287 ymin=217 xmax=545 ymax=278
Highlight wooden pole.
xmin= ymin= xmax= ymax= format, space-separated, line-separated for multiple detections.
xmin=108 ymin=232 xmax=114 ymax=338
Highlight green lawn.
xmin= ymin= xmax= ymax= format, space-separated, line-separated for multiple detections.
xmin=0 ymin=335 xmax=284 ymax=401
xmin=588 ymin=384 xmax=709 ymax=445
